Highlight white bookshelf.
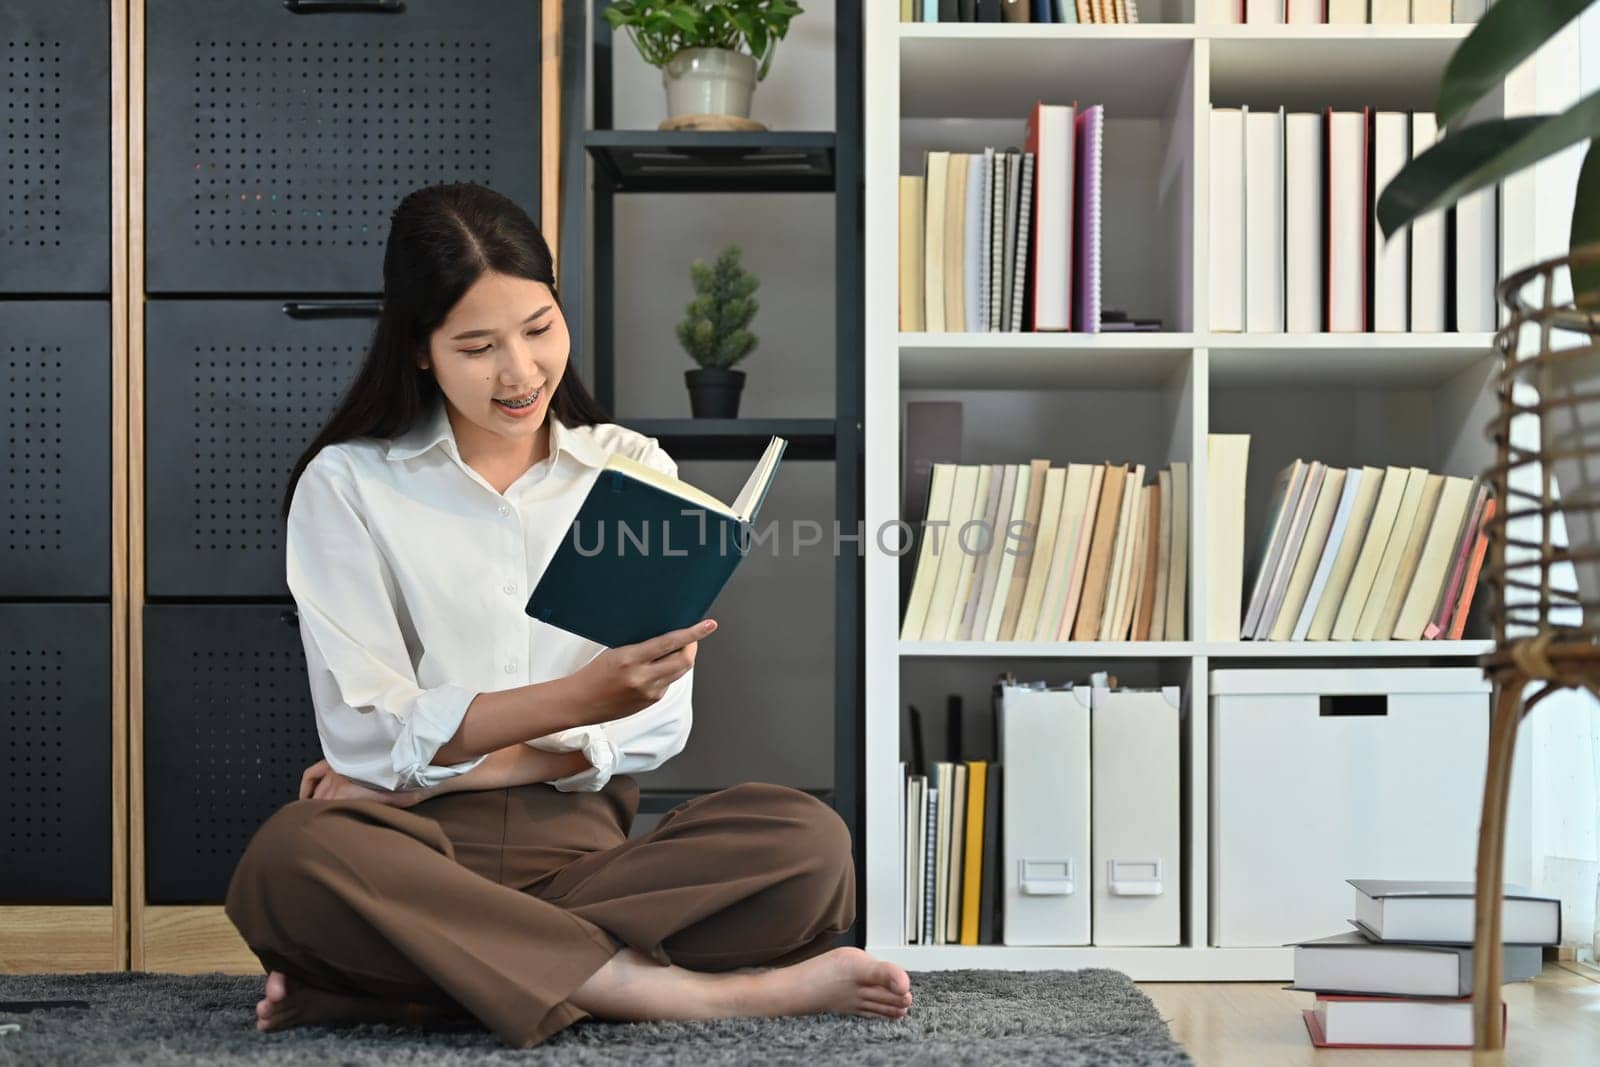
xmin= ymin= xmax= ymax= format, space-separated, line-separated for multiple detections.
xmin=863 ymin=6 xmax=1538 ymax=979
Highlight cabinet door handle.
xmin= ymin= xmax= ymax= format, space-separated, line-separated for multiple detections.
xmin=281 ymin=300 xmax=383 ymax=319
xmin=283 ymin=0 xmax=406 ymax=14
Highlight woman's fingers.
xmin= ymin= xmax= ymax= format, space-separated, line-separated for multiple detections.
xmin=640 ymin=619 xmax=717 ymax=662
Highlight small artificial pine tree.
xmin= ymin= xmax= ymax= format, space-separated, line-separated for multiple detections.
xmin=676 ymin=244 xmax=759 ymax=371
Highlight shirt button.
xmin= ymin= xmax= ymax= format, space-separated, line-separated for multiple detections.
xmin=503 ymin=582 xmax=517 ymax=595
xmin=497 ymin=504 xmax=511 ymax=516
xmin=504 ymin=661 xmax=516 ymax=674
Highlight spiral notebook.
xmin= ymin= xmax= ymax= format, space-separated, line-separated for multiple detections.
xmin=1008 ymin=152 xmax=1035 ymax=333
xmin=1075 ymin=104 xmax=1104 ymax=334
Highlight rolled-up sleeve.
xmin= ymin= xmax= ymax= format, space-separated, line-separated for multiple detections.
xmin=526 ymin=436 xmax=695 ymax=792
xmin=286 ymin=452 xmax=487 ymax=792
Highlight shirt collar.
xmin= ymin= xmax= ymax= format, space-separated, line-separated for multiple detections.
xmin=383 ymin=392 xmax=610 ymax=470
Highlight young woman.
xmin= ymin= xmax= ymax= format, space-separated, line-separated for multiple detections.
xmin=223 ymin=182 xmax=912 ymax=1049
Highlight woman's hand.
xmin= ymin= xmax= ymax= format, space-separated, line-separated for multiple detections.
xmin=568 ymin=618 xmax=716 ymax=724
xmin=298 ymin=758 xmax=429 ymax=808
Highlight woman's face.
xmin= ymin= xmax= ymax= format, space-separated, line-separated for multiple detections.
xmin=419 ymin=270 xmax=570 ymax=455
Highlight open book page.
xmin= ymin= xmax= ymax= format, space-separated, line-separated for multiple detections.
xmin=603 ymin=453 xmax=736 ymax=518
xmin=730 ymin=437 xmax=787 ymax=523
xmin=601 ymin=436 xmax=787 ymax=523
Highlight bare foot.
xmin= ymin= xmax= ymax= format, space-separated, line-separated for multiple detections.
xmin=570 ymin=946 xmax=913 ymax=1023
xmin=254 ymin=970 xmax=438 ymax=1033
xmin=746 ymin=946 xmax=913 ymax=1020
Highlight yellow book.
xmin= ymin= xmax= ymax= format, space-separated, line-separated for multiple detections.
xmin=959 ymin=760 xmax=988 ymax=945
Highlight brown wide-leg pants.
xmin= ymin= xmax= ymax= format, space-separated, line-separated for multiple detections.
xmin=223 ymin=777 xmax=856 ymax=1049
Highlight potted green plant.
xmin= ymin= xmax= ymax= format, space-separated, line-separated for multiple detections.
xmin=602 ymin=1 xmax=805 ymax=128
xmin=677 ymin=244 xmax=759 ymax=418
xmin=1377 ymin=1 xmax=1599 ymax=1051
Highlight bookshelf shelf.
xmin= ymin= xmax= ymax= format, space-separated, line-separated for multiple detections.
xmin=899 ymin=36 xmax=1190 ymax=120
xmin=899 ymin=640 xmax=1492 ymax=659
xmin=898 ymin=24 xmax=1199 ymax=43
xmin=1209 ymin=34 xmax=1467 ymax=107
xmin=1207 ymin=334 xmax=1497 ymax=387
xmin=619 ymin=418 xmax=838 ymax=461
xmin=881 ymin=945 xmax=1292 ymax=981
xmin=901 ymin=640 xmax=1198 ymax=658
xmin=900 ymin=334 xmax=1195 ymax=389
xmin=583 ymin=130 xmax=837 ymax=194
xmin=1202 ymin=640 xmax=1494 ymax=658
xmin=864 ymin=3 xmax=1537 ymax=979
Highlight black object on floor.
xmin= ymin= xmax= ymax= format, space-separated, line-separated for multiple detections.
xmin=0 ymin=968 xmax=1193 ymax=1065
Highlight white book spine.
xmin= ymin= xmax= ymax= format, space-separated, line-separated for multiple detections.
xmin=1209 ymin=109 xmax=1245 ymax=333
xmin=1454 ymin=185 xmax=1498 ymax=332
xmin=1245 ymin=108 xmax=1286 ymax=332
xmin=1285 ymin=113 xmax=1324 ymax=333
xmin=1410 ymin=113 xmax=1447 ymax=333
xmin=1328 ymin=111 xmax=1366 ymax=333
xmin=1244 ymin=0 xmax=1282 ymax=22
xmin=1372 ymin=112 xmax=1410 ymax=332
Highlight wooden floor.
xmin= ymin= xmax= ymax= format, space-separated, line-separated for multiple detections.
xmin=1141 ymin=963 xmax=1600 ymax=1065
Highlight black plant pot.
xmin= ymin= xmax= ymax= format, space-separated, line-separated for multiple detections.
xmin=685 ymin=367 xmax=745 ymax=418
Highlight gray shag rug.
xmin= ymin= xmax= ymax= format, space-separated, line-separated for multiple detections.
xmin=0 ymin=969 xmax=1192 ymax=1065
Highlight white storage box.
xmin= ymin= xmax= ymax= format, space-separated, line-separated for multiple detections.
xmin=1210 ymin=668 xmax=1490 ymax=948
xmin=1091 ymin=685 xmax=1182 ymax=947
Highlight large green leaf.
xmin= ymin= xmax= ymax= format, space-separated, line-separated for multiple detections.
xmin=1573 ymin=140 xmax=1600 ymax=306
xmin=1437 ymin=0 xmax=1591 ymax=130
xmin=1378 ymin=92 xmax=1600 ymax=239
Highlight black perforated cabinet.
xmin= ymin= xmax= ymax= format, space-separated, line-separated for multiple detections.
xmin=0 ymin=604 xmax=113 ymax=902
xmin=143 ymin=603 xmax=322 ymax=903
xmin=144 ymin=0 xmax=541 ymax=293
xmin=144 ymin=299 xmax=376 ymax=597
xmin=0 ymin=300 xmax=113 ymax=597
xmin=0 ymin=1 xmax=112 ymax=294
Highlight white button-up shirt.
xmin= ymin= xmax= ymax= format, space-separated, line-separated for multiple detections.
xmin=284 ymin=391 xmax=693 ymax=793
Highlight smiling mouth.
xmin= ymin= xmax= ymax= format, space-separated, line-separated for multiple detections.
xmin=494 ymin=388 xmax=542 ymax=409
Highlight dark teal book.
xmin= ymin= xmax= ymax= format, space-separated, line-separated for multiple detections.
xmin=525 ymin=436 xmax=786 ymax=648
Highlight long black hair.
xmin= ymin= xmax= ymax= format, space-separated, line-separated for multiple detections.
xmin=281 ymin=181 xmax=610 ymax=519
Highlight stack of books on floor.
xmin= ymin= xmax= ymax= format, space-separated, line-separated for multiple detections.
xmin=901 ymin=0 xmax=1143 ymax=25
xmin=902 ymin=672 xmax=1182 ymax=947
xmin=1215 ymin=446 xmax=1494 ymax=642
xmin=1292 ymin=879 xmax=1560 ymax=1049
xmin=1209 ymin=106 xmax=1495 ymax=333
xmin=902 ymin=458 xmax=1189 ymax=642
xmin=1210 ymin=0 xmax=1484 ymax=25
xmin=899 ymin=101 xmax=1149 ymax=335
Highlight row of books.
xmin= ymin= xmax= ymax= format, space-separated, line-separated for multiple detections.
xmin=899 ymin=102 xmax=1126 ymax=336
xmin=1212 ymin=0 xmax=1485 ymax=23
xmin=901 ymin=459 xmax=1190 ymax=642
xmin=901 ymin=0 xmax=1143 ymax=22
xmin=1232 ymin=452 xmax=1494 ymax=642
xmin=1292 ymin=879 xmax=1559 ymax=1049
xmin=1210 ymin=107 xmax=1497 ymax=335
xmin=903 ymin=675 xmax=1181 ymax=946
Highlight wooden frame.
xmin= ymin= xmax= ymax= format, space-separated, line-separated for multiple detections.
xmin=126 ymin=0 xmax=568 ymax=973
xmin=1 ymin=0 xmax=131 ymax=978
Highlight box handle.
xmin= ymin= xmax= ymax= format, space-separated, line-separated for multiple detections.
xmin=1018 ymin=859 xmax=1074 ymax=896
xmin=1319 ymin=693 xmax=1389 ymax=717
xmin=1108 ymin=859 xmax=1164 ymax=897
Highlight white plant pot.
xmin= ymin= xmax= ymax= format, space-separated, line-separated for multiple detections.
xmin=662 ymin=47 xmax=757 ymax=120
